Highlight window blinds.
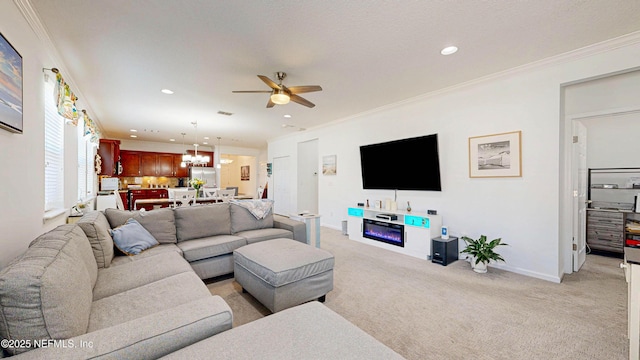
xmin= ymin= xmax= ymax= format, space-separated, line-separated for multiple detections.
xmin=44 ymin=79 xmax=64 ymax=211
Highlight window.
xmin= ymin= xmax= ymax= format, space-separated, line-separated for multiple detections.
xmin=44 ymin=79 xmax=64 ymax=211
xmin=77 ymin=122 xmax=95 ymax=201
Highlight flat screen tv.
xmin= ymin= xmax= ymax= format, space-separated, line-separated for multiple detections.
xmin=359 ymin=134 xmax=441 ymax=191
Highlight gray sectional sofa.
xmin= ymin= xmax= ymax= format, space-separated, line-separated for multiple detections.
xmin=0 ymin=223 xmax=233 ymax=359
xmin=99 ymin=203 xmax=307 ymax=279
xmin=0 ymin=201 xmax=404 ymax=359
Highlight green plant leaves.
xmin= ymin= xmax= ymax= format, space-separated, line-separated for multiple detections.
xmin=461 ymin=235 xmax=507 ymax=264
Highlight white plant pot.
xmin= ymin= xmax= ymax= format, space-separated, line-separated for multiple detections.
xmin=473 ymin=260 xmax=488 ymax=273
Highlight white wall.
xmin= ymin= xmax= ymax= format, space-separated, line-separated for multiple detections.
xmin=564 ymin=70 xmax=640 ymax=169
xmin=581 ymin=112 xmax=640 ymax=168
xmin=269 ymin=37 xmax=640 ymax=282
xmin=0 ymin=1 xmax=80 ymax=268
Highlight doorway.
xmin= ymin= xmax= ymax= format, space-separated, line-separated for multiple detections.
xmin=561 ymin=68 xmax=640 ymax=275
xmin=297 ymin=139 xmax=319 ymax=214
xmin=218 ymin=154 xmax=257 ymax=198
xmin=272 ymin=156 xmax=293 ymax=215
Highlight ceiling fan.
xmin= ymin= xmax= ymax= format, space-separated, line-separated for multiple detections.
xmin=233 ymin=72 xmax=322 ymax=108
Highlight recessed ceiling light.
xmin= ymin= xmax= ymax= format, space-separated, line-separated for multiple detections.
xmin=130 ymin=134 xmax=137 ymax=138
xmin=284 ymin=114 xmax=292 ymax=118
xmin=130 ymin=129 xmax=137 ymax=132
xmin=440 ymin=46 xmax=458 ymax=55
xmin=169 ymin=138 xmax=175 ymax=142
xmin=203 ymin=136 xmax=209 ymax=140
xmin=203 ymin=142 xmax=208 ymax=145
xmin=161 ymin=89 xmax=174 ymax=94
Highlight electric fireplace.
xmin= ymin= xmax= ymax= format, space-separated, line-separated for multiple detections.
xmin=363 ymin=219 xmax=405 ymax=247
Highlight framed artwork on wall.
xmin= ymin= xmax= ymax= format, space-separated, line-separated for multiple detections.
xmin=469 ymin=131 xmax=522 ymax=178
xmin=241 ymin=165 xmax=250 ymax=181
xmin=322 ymin=155 xmax=337 ymax=175
xmin=0 ymin=32 xmax=23 ymax=134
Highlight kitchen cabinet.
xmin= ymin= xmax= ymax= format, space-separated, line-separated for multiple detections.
xmin=140 ymin=152 xmax=179 ymax=176
xmin=120 ymin=150 xmax=201 ymax=177
xmin=120 ymin=151 xmax=142 ymax=176
xmin=173 ymin=154 xmax=189 ymax=177
xmin=129 ymin=189 xmax=169 ymax=211
xmin=157 ymin=154 xmax=174 ymax=176
xmin=97 ymin=139 xmax=120 ymax=176
xmin=140 ymin=153 xmax=157 ymax=176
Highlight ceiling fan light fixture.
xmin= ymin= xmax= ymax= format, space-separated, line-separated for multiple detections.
xmin=270 ymin=90 xmax=290 ymax=105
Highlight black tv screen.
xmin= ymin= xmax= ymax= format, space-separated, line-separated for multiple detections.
xmin=359 ymin=134 xmax=441 ymax=191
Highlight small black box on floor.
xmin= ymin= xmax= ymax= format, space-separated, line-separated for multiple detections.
xmin=431 ymin=236 xmax=458 ymax=266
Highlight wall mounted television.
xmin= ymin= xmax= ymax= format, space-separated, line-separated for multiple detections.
xmin=359 ymin=134 xmax=441 ymax=191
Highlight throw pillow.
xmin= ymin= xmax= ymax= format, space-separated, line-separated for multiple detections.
xmin=103 ymin=208 xmax=177 ymax=244
xmin=109 ymin=218 xmax=159 ymax=256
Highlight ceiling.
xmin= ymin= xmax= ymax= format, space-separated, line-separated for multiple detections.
xmin=29 ymin=0 xmax=640 ymax=149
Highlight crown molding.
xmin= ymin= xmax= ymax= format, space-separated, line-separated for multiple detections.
xmin=296 ymin=31 xmax=640 ymax=135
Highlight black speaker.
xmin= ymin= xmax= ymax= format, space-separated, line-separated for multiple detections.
xmin=431 ymin=236 xmax=458 ymax=266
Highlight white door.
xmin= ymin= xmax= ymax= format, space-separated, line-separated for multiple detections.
xmin=297 ymin=139 xmax=319 ymax=214
xmin=572 ymin=120 xmax=588 ymax=272
xmin=272 ymin=156 xmax=293 ymax=216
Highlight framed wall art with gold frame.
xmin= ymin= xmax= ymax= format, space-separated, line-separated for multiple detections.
xmin=468 ymin=131 xmax=522 ymax=178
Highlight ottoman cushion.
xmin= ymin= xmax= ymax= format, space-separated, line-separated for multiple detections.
xmin=234 ymin=238 xmax=334 ymax=287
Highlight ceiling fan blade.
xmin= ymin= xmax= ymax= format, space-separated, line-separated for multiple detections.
xmin=258 ymin=75 xmax=281 ymax=90
xmin=266 ymin=98 xmax=276 ymax=108
xmin=287 ymin=85 xmax=322 ymax=94
xmin=232 ymin=90 xmax=272 ymax=93
xmin=290 ymin=94 xmax=315 ymax=108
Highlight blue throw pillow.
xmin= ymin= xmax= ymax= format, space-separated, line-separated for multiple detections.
xmin=110 ymin=218 xmax=159 ymax=255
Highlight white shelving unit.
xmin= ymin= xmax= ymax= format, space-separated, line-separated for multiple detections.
xmin=346 ymin=206 xmax=442 ymax=260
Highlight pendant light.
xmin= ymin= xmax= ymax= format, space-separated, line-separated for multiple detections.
xmin=182 ymin=121 xmax=210 ymax=166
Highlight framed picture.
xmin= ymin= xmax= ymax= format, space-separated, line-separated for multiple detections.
xmin=322 ymin=155 xmax=337 ymax=175
xmin=469 ymin=131 xmax=522 ymax=178
xmin=241 ymin=165 xmax=250 ymax=181
xmin=0 ymin=32 xmax=23 ymax=133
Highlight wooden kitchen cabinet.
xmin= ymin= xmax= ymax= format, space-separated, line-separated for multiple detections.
xmin=140 ymin=153 xmax=157 ymax=176
xmin=173 ymin=154 xmax=189 ymax=177
xmin=157 ymin=154 xmax=174 ymax=176
xmin=120 ymin=150 xmax=201 ymax=177
xmin=97 ymin=139 xmax=120 ymax=176
xmin=120 ymin=151 xmax=141 ymax=176
xmin=140 ymin=152 xmax=176 ymax=176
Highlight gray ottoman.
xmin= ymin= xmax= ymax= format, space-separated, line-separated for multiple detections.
xmin=234 ymin=238 xmax=334 ymax=313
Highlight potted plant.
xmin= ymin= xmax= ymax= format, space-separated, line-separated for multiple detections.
xmin=460 ymin=235 xmax=507 ymax=273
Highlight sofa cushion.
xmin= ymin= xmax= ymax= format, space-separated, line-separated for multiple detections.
xmin=110 ymin=218 xmax=159 ymax=255
xmin=104 ymin=208 xmax=177 ymax=244
xmin=174 ymin=203 xmax=231 ymax=242
xmin=88 ymin=272 xmax=211 ymax=332
xmin=0 ymin=225 xmax=95 ymax=355
xmin=230 ymin=202 xmax=274 ymax=234
xmin=77 ymin=210 xmax=114 ymax=268
xmin=176 ymin=235 xmax=247 ymax=262
xmin=159 ymin=302 xmax=404 ymax=360
xmin=93 ymin=251 xmax=194 ymax=301
xmin=110 ymin=244 xmax=183 ymax=266
xmin=235 ymin=227 xmax=293 ymax=244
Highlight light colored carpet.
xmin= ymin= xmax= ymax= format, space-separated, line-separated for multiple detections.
xmin=207 ymin=227 xmax=628 ymax=359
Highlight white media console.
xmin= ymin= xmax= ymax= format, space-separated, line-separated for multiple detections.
xmin=346 ymin=207 xmax=442 ymax=260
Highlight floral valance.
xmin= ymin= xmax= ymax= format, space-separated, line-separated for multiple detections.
xmin=54 ymin=72 xmax=78 ymax=123
xmin=83 ymin=110 xmax=101 ymax=144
